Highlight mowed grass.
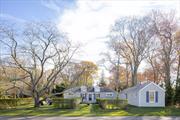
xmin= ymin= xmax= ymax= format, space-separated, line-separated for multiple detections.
xmin=91 ymin=104 xmax=180 ymax=116
xmin=0 ymin=104 xmax=179 ymax=116
xmin=0 ymin=104 xmax=92 ymax=116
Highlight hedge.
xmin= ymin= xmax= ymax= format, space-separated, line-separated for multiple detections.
xmin=96 ymin=98 xmax=128 ymax=110
xmin=52 ymin=98 xmax=81 ymax=109
xmin=0 ymin=98 xmax=33 ymax=109
xmin=18 ymin=98 xmax=33 ymax=105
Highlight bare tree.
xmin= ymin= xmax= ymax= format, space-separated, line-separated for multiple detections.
xmin=0 ymin=22 xmax=78 ymax=107
xmin=99 ymin=69 xmax=106 ymax=87
xmin=125 ymin=62 xmax=130 ymax=87
xmin=110 ymin=16 xmax=154 ymax=86
xmin=147 ymin=49 xmax=164 ymax=84
xmin=57 ymin=60 xmax=95 ymax=87
xmin=151 ymin=10 xmax=177 ymax=105
xmin=174 ymin=30 xmax=180 ymax=82
xmin=101 ymin=51 xmax=121 ymax=91
xmin=174 ymin=29 xmax=180 ymax=104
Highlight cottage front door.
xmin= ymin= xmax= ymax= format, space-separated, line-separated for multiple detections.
xmin=81 ymin=94 xmax=86 ymax=102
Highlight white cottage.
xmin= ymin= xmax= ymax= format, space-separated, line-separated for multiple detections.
xmin=120 ymin=82 xmax=165 ymax=107
xmin=64 ymin=86 xmax=117 ymax=103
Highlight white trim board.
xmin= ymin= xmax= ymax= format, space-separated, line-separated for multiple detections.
xmin=139 ymin=82 xmax=165 ymax=93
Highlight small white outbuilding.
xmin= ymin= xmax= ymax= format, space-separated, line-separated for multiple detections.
xmin=120 ymin=82 xmax=165 ymax=107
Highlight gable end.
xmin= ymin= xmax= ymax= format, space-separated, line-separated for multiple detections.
xmin=139 ymin=82 xmax=165 ymax=93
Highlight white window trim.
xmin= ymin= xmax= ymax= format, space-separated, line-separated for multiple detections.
xmin=149 ymin=90 xmax=155 ymax=103
xmin=139 ymin=82 xmax=165 ymax=93
xmin=95 ymin=93 xmax=100 ymax=98
xmin=106 ymin=93 xmax=113 ymax=97
xmin=68 ymin=92 xmax=73 ymax=95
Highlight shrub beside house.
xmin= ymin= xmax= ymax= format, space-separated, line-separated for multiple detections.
xmin=52 ymin=98 xmax=81 ymax=109
xmin=96 ymin=98 xmax=128 ymax=109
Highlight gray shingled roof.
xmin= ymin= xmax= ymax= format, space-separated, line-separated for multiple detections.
xmin=121 ymin=82 xmax=151 ymax=93
xmin=64 ymin=86 xmax=115 ymax=93
xmin=64 ymin=87 xmax=80 ymax=93
xmin=88 ymin=87 xmax=115 ymax=92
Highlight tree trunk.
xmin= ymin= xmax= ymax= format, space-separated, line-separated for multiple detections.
xmin=131 ymin=67 xmax=138 ymax=86
xmin=176 ymin=55 xmax=180 ymax=81
xmin=164 ymin=58 xmax=173 ymax=105
xmin=126 ymin=63 xmax=129 ymax=87
xmin=33 ymin=92 xmax=40 ymax=107
xmin=115 ymin=56 xmax=120 ymax=91
xmin=152 ymin=66 xmax=157 ymax=83
xmin=165 ymin=61 xmax=171 ymax=87
xmin=115 ymin=66 xmax=120 ymax=91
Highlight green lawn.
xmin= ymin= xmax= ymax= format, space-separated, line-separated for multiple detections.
xmin=0 ymin=104 xmax=179 ymax=116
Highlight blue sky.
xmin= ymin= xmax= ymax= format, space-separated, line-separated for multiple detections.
xmin=0 ymin=0 xmax=76 ymax=22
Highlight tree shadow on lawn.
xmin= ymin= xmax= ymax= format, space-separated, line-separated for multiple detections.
xmin=89 ymin=104 xmax=128 ymax=116
xmin=0 ymin=104 xmax=91 ymax=116
xmin=0 ymin=104 xmax=179 ymax=116
xmin=116 ymin=105 xmax=180 ymax=116
xmin=0 ymin=106 xmax=66 ymax=116
xmin=90 ymin=104 xmax=180 ymax=116
xmin=60 ymin=104 xmax=92 ymax=116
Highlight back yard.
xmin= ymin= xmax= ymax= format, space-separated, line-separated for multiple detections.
xmin=0 ymin=104 xmax=179 ymax=116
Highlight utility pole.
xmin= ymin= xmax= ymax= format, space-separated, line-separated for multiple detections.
xmin=115 ymin=54 xmax=120 ymax=92
xmin=125 ymin=62 xmax=129 ymax=87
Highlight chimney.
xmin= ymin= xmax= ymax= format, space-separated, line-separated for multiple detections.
xmin=94 ymin=86 xmax=100 ymax=92
xmin=81 ymin=86 xmax=87 ymax=93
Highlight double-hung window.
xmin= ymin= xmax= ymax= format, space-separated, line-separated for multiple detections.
xmin=95 ymin=94 xmax=100 ymax=98
xmin=149 ymin=91 xmax=155 ymax=103
xmin=106 ymin=93 xmax=113 ymax=97
xmin=146 ymin=90 xmax=158 ymax=103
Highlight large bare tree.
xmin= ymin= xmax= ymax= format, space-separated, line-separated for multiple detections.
xmin=109 ymin=16 xmax=154 ymax=86
xmin=0 ymin=22 xmax=78 ymax=107
xmin=100 ymin=51 xmax=121 ymax=91
xmin=174 ymin=29 xmax=180 ymax=104
xmin=151 ymin=10 xmax=178 ymax=105
xmin=147 ymin=48 xmax=164 ymax=84
xmin=174 ymin=30 xmax=180 ymax=83
xmin=59 ymin=60 xmax=98 ymax=87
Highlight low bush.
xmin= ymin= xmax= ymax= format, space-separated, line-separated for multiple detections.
xmin=52 ymin=98 xmax=81 ymax=109
xmin=96 ymin=98 xmax=128 ymax=110
xmin=0 ymin=98 xmax=33 ymax=109
xmin=19 ymin=98 xmax=33 ymax=105
xmin=0 ymin=99 xmax=19 ymax=109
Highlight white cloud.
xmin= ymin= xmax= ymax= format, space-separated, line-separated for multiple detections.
xmin=58 ymin=0 xmax=180 ymax=63
xmin=0 ymin=13 xmax=26 ymax=23
xmin=41 ymin=0 xmax=61 ymax=13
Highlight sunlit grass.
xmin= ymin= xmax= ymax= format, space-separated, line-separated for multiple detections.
xmin=0 ymin=104 xmax=179 ymax=116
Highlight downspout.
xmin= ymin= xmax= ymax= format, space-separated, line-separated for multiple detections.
xmin=138 ymin=91 xmax=141 ymax=107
